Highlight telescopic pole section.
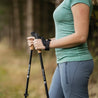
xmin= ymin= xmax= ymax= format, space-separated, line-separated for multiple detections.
xmin=24 ymin=46 xmax=33 ymax=98
xmin=38 ymin=51 xmax=49 ymax=98
xmin=31 ymin=32 xmax=49 ymax=98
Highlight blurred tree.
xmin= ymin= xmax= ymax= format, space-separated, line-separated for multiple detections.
xmin=12 ymin=0 xmax=21 ymax=48
xmin=26 ymin=0 xmax=33 ymax=36
xmin=88 ymin=0 xmax=98 ymax=56
xmin=9 ymin=0 xmax=26 ymax=49
xmin=0 ymin=0 xmax=97 ymax=53
xmin=33 ymin=0 xmax=55 ymax=38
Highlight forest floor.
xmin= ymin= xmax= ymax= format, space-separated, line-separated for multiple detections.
xmin=0 ymin=39 xmax=98 ymax=98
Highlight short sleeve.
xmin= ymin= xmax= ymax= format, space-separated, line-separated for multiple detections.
xmin=70 ymin=0 xmax=90 ymax=7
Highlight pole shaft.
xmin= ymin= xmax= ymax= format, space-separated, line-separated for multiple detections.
xmin=39 ymin=53 xmax=49 ymax=98
xmin=24 ymin=50 xmax=33 ymax=98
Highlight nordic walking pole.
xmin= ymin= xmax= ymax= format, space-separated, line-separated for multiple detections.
xmin=24 ymin=44 xmax=34 ymax=98
xmin=31 ymin=32 xmax=49 ymax=98
xmin=38 ymin=51 xmax=49 ymax=98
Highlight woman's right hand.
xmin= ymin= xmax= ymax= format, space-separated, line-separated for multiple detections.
xmin=27 ymin=36 xmax=35 ymax=49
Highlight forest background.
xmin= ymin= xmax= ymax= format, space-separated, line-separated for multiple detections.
xmin=0 ymin=0 xmax=98 ymax=98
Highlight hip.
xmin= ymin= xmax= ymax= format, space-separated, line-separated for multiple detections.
xmin=58 ymin=59 xmax=94 ymax=76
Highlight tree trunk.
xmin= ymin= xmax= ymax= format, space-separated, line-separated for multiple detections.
xmin=26 ymin=0 xmax=33 ymax=36
xmin=12 ymin=0 xmax=21 ymax=49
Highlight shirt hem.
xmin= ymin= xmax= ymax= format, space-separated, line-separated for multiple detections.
xmin=57 ymin=57 xmax=93 ymax=64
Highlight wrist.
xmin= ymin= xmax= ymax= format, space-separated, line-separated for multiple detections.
xmin=49 ymin=40 xmax=56 ymax=48
xmin=41 ymin=37 xmax=51 ymax=51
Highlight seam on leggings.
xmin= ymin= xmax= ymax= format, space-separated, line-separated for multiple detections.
xmin=69 ymin=63 xmax=80 ymax=98
xmin=58 ymin=63 xmax=59 ymax=68
xmin=65 ymin=62 xmax=69 ymax=84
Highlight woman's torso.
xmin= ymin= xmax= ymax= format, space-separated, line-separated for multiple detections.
xmin=53 ymin=0 xmax=93 ymax=63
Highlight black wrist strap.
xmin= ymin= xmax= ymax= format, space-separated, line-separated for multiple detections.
xmin=45 ymin=39 xmax=51 ymax=50
xmin=41 ymin=37 xmax=51 ymax=51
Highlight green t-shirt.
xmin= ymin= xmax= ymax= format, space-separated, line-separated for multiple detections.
xmin=53 ymin=0 xmax=93 ymax=63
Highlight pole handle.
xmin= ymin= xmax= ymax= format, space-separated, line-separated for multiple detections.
xmin=31 ymin=32 xmax=42 ymax=53
xmin=30 ymin=45 xmax=34 ymax=50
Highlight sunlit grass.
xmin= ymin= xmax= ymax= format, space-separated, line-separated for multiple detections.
xmin=0 ymin=39 xmax=98 ymax=98
xmin=0 ymin=39 xmax=56 ymax=98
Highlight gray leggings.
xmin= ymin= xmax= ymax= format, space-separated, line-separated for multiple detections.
xmin=49 ymin=60 xmax=94 ymax=98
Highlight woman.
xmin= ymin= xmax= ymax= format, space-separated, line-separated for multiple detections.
xmin=27 ymin=0 xmax=94 ymax=97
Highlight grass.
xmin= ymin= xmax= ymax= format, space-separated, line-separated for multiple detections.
xmin=0 ymin=39 xmax=98 ymax=98
xmin=0 ymin=39 xmax=56 ymax=98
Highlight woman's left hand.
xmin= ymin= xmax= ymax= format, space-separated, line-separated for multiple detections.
xmin=33 ymin=39 xmax=45 ymax=50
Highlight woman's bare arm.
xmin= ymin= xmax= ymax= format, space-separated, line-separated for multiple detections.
xmin=49 ymin=3 xmax=90 ymax=48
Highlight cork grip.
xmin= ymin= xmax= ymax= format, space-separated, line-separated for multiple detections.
xmin=30 ymin=45 xmax=34 ymax=50
xmin=38 ymin=50 xmax=41 ymax=53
